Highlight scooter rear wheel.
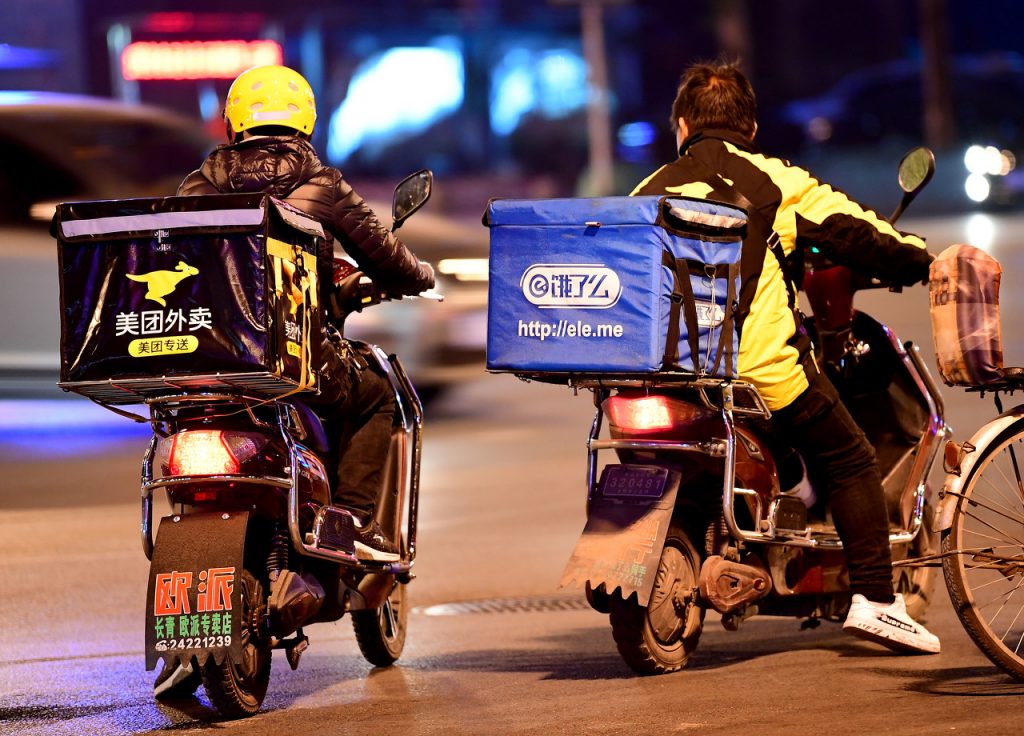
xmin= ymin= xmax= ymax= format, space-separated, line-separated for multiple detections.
xmin=942 ymin=428 xmax=1024 ymax=681
xmin=353 ymin=579 xmax=408 ymax=667
xmin=201 ymin=569 xmax=272 ymax=718
xmin=609 ymin=524 xmax=704 ymax=675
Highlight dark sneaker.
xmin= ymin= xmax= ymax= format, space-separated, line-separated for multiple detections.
xmin=153 ymin=659 xmax=201 ymax=700
xmin=353 ymin=518 xmax=400 ymax=562
xmin=842 ymin=593 xmax=941 ymax=654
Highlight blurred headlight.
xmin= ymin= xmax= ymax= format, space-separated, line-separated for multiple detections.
xmin=438 ymin=258 xmax=489 ymax=282
xmin=29 ymin=201 xmax=58 ymax=222
xmin=965 ymin=173 xmax=991 ymax=203
xmin=965 ymin=144 xmax=1014 ymax=177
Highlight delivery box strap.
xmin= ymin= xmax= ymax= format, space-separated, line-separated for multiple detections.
xmin=221 ymin=244 xmax=316 ymax=417
xmin=277 ymin=244 xmax=316 ymax=398
xmin=661 ymin=250 xmax=737 ymax=378
xmin=684 ymin=152 xmax=800 ymax=317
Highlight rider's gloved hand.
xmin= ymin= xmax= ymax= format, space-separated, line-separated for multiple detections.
xmin=898 ymin=249 xmax=935 ymax=287
xmin=419 ymin=261 xmax=436 ymax=291
xmin=328 ymin=270 xmax=368 ymax=321
xmin=920 ymin=251 xmax=937 ymax=285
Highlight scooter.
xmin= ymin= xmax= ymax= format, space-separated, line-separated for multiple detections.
xmin=128 ymin=172 xmax=434 ymax=717
xmin=556 ymin=149 xmax=949 ymax=673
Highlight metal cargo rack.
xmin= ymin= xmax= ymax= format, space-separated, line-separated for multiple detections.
xmin=59 ymin=371 xmax=313 ymax=405
xmin=505 ymin=369 xmax=771 ymax=418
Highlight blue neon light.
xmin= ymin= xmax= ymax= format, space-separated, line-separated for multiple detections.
xmin=490 ymin=47 xmax=588 ymax=136
xmin=327 ymin=39 xmax=465 ymax=163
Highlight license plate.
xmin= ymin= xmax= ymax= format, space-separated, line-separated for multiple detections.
xmin=599 ymin=465 xmax=669 ymax=499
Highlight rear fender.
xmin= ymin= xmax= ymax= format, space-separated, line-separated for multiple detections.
xmin=145 ymin=511 xmax=249 ymax=671
xmin=560 ymin=466 xmax=680 ymax=607
xmin=935 ymin=407 xmax=1024 ymax=531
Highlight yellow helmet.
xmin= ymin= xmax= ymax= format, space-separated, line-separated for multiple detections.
xmin=223 ymin=65 xmax=316 ymax=136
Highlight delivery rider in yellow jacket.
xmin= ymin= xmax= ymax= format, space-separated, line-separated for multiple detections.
xmin=632 ymin=61 xmax=939 ymax=654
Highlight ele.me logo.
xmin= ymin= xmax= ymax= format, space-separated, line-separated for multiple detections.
xmin=521 ymin=264 xmax=622 ymax=309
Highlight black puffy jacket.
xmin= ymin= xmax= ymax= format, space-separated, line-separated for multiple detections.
xmin=178 ymin=136 xmax=435 ymax=297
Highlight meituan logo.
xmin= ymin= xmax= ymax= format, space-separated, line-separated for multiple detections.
xmin=126 ymin=260 xmax=199 ymax=307
xmin=521 ymin=264 xmax=622 ymax=309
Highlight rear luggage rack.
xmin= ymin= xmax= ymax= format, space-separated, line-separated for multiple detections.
xmin=510 ymin=370 xmax=772 ymax=418
xmin=59 ymin=371 xmax=313 ymax=405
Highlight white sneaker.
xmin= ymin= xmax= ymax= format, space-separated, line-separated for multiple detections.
xmin=352 ymin=517 xmax=401 ymax=563
xmin=842 ymin=593 xmax=940 ymax=654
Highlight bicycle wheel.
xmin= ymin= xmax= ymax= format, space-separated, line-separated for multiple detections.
xmin=942 ymin=426 xmax=1024 ymax=680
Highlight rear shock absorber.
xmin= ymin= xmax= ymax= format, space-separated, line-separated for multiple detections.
xmin=267 ymin=523 xmax=290 ymax=577
xmin=706 ymin=512 xmax=732 ymax=559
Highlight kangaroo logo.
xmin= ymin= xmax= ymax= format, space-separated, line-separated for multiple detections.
xmin=126 ymin=261 xmax=199 ymax=307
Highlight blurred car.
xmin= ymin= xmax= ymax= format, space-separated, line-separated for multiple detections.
xmin=342 ymin=207 xmax=489 ymax=398
xmin=0 ymin=92 xmax=488 ymax=398
xmin=773 ymin=52 xmax=1024 ymax=211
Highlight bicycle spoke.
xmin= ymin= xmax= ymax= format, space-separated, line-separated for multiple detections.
xmin=969 ymin=477 xmax=1024 ymax=527
xmin=983 ymin=457 xmax=1024 ymax=516
xmin=999 ymin=584 xmax=1024 ymax=650
xmin=975 ymin=575 xmax=1024 ymax=622
xmin=959 ymin=507 xmax=1024 ymax=549
xmin=961 ymin=526 xmax=1022 ymax=549
xmin=1006 ymin=440 xmax=1024 ymax=505
xmin=979 ymin=460 xmax=1024 ymax=523
xmin=966 ymin=574 xmax=1020 ymax=592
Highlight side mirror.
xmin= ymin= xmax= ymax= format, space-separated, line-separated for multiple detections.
xmin=890 ymin=147 xmax=935 ymax=224
xmin=898 ymin=147 xmax=935 ymax=194
xmin=392 ymin=169 xmax=433 ymax=232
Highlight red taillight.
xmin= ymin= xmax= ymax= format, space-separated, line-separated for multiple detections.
xmin=605 ymin=395 xmax=674 ymax=430
xmin=169 ymin=430 xmax=241 ymax=476
xmin=604 ymin=393 xmax=711 ymax=432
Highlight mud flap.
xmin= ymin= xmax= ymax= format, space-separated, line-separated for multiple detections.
xmin=145 ymin=511 xmax=249 ymax=671
xmin=560 ymin=466 xmax=681 ymax=607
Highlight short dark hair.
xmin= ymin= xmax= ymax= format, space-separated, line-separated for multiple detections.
xmin=670 ymin=61 xmax=757 ymax=139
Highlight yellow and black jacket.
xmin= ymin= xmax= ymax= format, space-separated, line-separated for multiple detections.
xmin=631 ymin=129 xmax=931 ymax=410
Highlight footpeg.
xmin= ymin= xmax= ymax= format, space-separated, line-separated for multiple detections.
xmin=282 ymin=630 xmax=309 ymax=671
xmin=770 ymin=495 xmax=809 ymax=534
xmin=312 ymin=506 xmax=357 ymax=556
xmin=721 ymin=605 xmax=758 ymax=631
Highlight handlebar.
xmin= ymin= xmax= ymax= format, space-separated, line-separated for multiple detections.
xmin=329 ymin=270 xmax=443 ymax=325
xmin=803 ymin=250 xmax=903 ymax=294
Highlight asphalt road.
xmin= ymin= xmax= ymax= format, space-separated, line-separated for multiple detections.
xmin=3 ymin=213 xmax=1024 ymax=734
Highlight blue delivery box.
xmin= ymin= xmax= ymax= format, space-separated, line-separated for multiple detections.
xmin=485 ymin=196 xmax=746 ymax=377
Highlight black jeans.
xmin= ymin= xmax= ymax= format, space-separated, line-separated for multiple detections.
xmin=771 ymin=366 xmax=895 ymax=603
xmin=311 ymin=327 xmax=396 ymax=519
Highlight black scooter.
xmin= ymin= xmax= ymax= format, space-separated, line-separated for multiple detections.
xmin=136 ymin=172 xmax=435 ymax=718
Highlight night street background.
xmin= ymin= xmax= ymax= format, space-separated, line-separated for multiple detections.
xmin=3 ymin=1 xmax=1024 ymax=733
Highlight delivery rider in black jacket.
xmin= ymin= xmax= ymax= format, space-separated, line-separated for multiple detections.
xmin=179 ymin=65 xmax=434 ymax=563
xmin=632 ymin=61 xmax=939 ymax=654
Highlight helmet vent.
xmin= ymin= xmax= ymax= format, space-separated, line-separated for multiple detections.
xmin=224 ymin=66 xmax=316 ymax=135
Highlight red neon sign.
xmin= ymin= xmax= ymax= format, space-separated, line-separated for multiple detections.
xmin=121 ymin=40 xmax=283 ymax=81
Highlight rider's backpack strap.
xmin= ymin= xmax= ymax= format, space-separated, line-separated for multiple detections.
xmin=660 ymin=250 xmax=737 ymax=377
xmin=661 ymin=249 xmax=701 ymax=374
xmin=684 ymin=152 xmax=800 ymax=320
